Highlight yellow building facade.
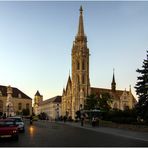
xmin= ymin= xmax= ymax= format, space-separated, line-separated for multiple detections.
xmin=0 ymin=85 xmax=32 ymax=117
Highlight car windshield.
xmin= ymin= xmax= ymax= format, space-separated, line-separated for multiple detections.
xmin=0 ymin=121 xmax=15 ymax=127
xmin=9 ymin=118 xmax=22 ymax=122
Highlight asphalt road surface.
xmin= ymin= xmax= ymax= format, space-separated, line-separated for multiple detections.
xmin=0 ymin=120 xmax=148 ymax=147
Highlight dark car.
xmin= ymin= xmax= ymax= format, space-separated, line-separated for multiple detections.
xmin=0 ymin=119 xmax=19 ymax=140
xmin=8 ymin=116 xmax=25 ymax=132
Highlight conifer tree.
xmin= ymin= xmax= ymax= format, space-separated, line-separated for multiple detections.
xmin=135 ymin=51 xmax=148 ymax=121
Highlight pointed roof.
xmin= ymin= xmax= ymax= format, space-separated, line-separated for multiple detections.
xmin=40 ymin=96 xmax=61 ymax=105
xmin=62 ymin=88 xmax=66 ymax=95
xmin=112 ymin=69 xmax=116 ymax=85
xmin=112 ymin=71 xmax=116 ymax=84
xmin=111 ymin=69 xmax=116 ymax=91
xmin=35 ymin=90 xmax=41 ymax=96
xmin=65 ymin=75 xmax=72 ymax=93
xmin=77 ymin=6 xmax=84 ymax=37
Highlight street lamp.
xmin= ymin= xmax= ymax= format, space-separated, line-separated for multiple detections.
xmin=7 ymin=105 xmax=9 ymax=117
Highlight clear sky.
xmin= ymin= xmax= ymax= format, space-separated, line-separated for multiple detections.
xmin=0 ymin=1 xmax=147 ymax=101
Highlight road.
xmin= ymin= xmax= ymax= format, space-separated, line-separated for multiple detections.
xmin=0 ymin=120 xmax=148 ymax=147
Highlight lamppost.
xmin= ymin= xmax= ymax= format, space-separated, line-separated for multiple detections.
xmin=7 ymin=105 xmax=9 ymax=117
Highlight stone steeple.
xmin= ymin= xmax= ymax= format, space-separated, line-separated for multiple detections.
xmin=111 ymin=69 xmax=116 ymax=92
xmin=71 ymin=6 xmax=90 ymax=119
xmin=75 ymin=6 xmax=87 ymax=44
xmin=77 ymin=6 xmax=84 ymax=36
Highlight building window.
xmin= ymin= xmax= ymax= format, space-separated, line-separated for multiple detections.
xmin=77 ymin=75 xmax=79 ymax=84
xmin=0 ymin=100 xmax=3 ymax=112
xmin=123 ymin=103 xmax=129 ymax=110
xmin=26 ymin=103 xmax=29 ymax=109
xmin=82 ymin=75 xmax=85 ymax=84
xmin=77 ymin=61 xmax=80 ymax=70
xmin=0 ymin=91 xmax=2 ymax=96
xmin=18 ymin=103 xmax=22 ymax=110
xmin=18 ymin=93 xmax=22 ymax=98
xmin=82 ymin=60 xmax=85 ymax=70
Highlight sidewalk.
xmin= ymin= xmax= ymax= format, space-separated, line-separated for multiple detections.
xmin=57 ymin=121 xmax=148 ymax=142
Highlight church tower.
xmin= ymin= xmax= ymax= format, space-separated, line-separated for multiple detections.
xmin=71 ymin=6 xmax=90 ymax=118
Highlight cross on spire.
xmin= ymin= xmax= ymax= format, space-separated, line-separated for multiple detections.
xmin=77 ymin=6 xmax=84 ymax=37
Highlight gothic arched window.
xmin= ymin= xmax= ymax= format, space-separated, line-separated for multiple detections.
xmin=82 ymin=75 xmax=85 ymax=84
xmin=77 ymin=61 xmax=80 ymax=70
xmin=82 ymin=60 xmax=85 ymax=70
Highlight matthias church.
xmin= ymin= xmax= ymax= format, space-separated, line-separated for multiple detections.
xmin=61 ymin=6 xmax=137 ymax=119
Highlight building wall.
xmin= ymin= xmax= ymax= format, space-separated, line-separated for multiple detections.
xmin=0 ymin=96 xmax=32 ymax=116
xmin=39 ymin=102 xmax=61 ymax=120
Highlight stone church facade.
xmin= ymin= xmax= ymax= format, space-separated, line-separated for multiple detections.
xmin=61 ymin=6 xmax=137 ymax=119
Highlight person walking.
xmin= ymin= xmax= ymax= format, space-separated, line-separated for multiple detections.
xmin=81 ymin=115 xmax=84 ymax=126
xmin=92 ymin=116 xmax=96 ymax=127
xmin=30 ymin=115 xmax=33 ymax=125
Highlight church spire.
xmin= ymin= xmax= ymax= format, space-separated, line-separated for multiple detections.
xmin=111 ymin=69 xmax=116 ymax=92
xmin=77 ymin=6 xmax=84 ymax=37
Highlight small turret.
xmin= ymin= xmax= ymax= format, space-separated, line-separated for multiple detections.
xmin=111 ymin=69 xmax=116 ymax=92
xmin=7 ymin=85 xmax=12 ymax=95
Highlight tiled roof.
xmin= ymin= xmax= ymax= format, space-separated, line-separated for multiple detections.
xmin=0 ymin=85 xmax=32 ymax=100
xmin=40 ymin=96 xmax=61 ymax=105
xmin=91 ymin=87 xmax=137 ymax=103
xmin=90 ymin=87 xmax=126 ymax=100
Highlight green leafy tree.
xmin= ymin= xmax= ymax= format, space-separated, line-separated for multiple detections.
xmin=135 ymin=51 xmax=148 ymax=121
xmin=84 ymin=93 xmax=112 ymax=111
xmin=84 ymin=94 xmax=98 ymax=110
xmin=98 ymin=93 xmax=112 ymax=112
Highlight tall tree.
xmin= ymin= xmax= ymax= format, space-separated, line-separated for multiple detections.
xmin=84 ymin=94 xmax=98 ymax=110
xmin=98 ymin=93 xmax=112 ymax=112
xmin=135 ymin=51 xmax=148 ymax=121
xmin=84 ymin=93 xmax=112 ymax=111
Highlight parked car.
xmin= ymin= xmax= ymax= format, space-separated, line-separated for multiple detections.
xmin=8 ymin=116 xmax=25 ymax=132
xmin=0 ymin=118 xmax=19 ymax=140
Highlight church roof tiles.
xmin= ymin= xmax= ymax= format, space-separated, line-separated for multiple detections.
xmin=40 ymin=96 xmax=61 ymax=105
xmin=0 ymin=85 xmax=32 ymax=100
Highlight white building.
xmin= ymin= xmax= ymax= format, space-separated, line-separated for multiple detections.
xmin=33 ymin=92 xmax=61 ymax=120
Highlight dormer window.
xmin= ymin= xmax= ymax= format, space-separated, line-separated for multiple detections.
xmin=0 ymin=91 xmax=2 ymax=96
xmin=18 ymin=93 xmax=22 ymax=98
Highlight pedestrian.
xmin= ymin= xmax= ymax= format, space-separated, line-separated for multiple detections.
xmin=92 ymin=116 xmax=96 ymax=127
xmin=30 ymin=115 xmax=33 ymax=125
xmin=63 ymin=116 xmax=67 ymax=123
xmin=81 ymin=115 xmax=84 ymax=126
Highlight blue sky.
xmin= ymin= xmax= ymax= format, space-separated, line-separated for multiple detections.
xmin=0 ymin=1 xmax=147 ymax=100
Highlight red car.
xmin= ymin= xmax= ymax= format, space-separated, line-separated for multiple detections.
xmin=0 ymin=118 xmax=19 ymax=140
